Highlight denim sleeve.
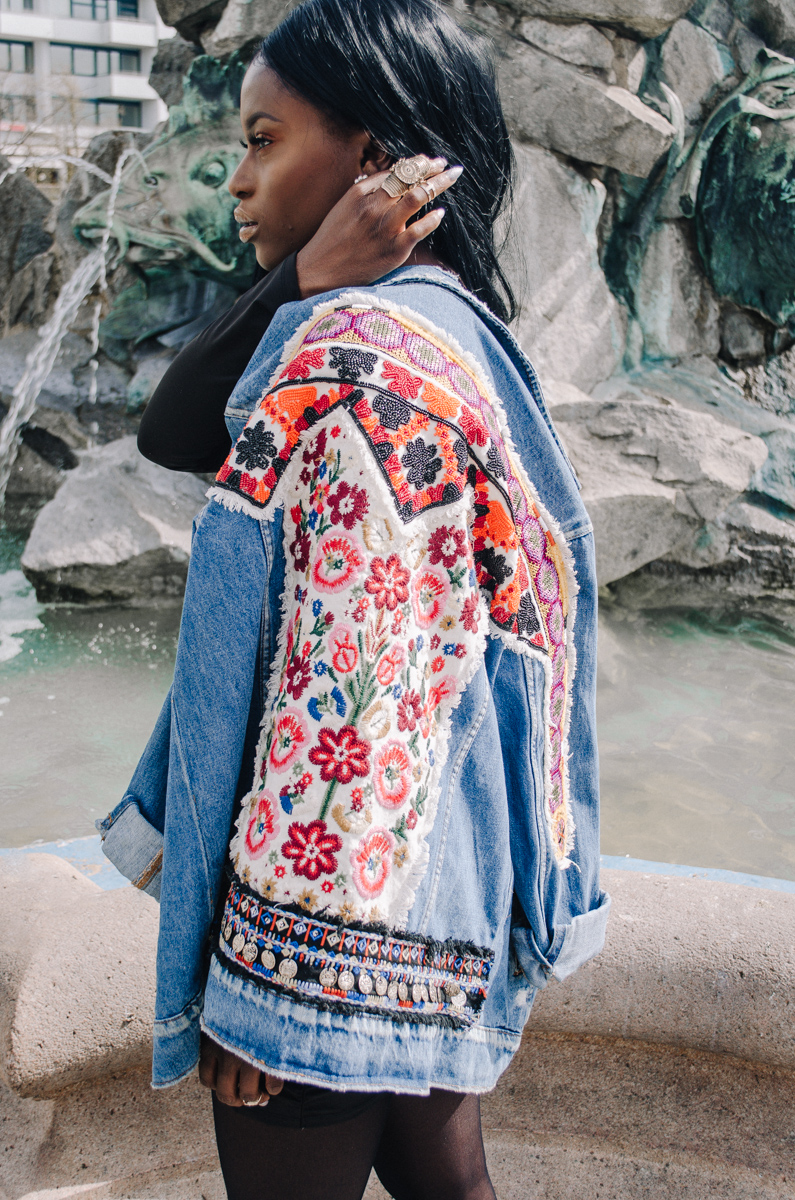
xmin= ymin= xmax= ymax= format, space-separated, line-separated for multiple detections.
xmin=492 ymin=530 xmax=610 ymax=989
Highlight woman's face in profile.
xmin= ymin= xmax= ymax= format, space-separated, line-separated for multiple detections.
xmin=228 ymin=62 xmax=372 ymax=269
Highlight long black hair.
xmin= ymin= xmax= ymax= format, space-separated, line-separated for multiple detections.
xmin=256 ymin=0 xmax=516 ymax=323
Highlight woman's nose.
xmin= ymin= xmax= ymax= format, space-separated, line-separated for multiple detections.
xmin=228 ymin=155 xmax=252 ymax=199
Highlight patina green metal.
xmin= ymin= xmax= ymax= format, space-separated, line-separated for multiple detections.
xmin=72 ymin=53 xmax=254 ymax=353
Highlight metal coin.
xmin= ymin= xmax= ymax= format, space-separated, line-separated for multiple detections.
xmin=261 ymin=950 xmax=276 ymax=969
xmin=387 ymin=982 xmax=399 ymax=1000
xmin=359 ymin=973 xmax=374 ymax=995
xmin=278 ymin=958 xmax=298 ymax=979
xmin=398 ymin=982 xmax=408 ymax=1002
xmin=338 ymin=970 xmax=355 ymax=991
xmin=319 ymin=967 xmax=338 ymax=987
xmin=412 ymin=983 xmax=423 ymax=1003
xmin=232 ymin=933 xmax=245 ymax=954
xmin=242 ymin=941 xmax=258 ymax=963
xmin=374 ymin=974 xmax=388 ymax=996
xmin=451 ymin=990 xmax=466 ymax=1009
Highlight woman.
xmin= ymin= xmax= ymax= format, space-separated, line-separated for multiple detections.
xmin=103 ymin=1 xmax=609 ymax=1197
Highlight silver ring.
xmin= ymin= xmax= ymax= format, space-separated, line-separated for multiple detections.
xmin=417 ymin=181 xmax=436 ymax=204
xmin=242 ymin=1097 xmax=261 ymax=1106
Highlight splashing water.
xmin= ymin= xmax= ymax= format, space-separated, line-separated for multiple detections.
xmin=0 ymin=146 xmax=149 ymax=509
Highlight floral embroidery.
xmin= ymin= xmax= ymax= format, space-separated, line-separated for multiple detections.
xmin=411 ymin=569 xmax=449 ymax=629
xmin=311 ymin=533 xmax=365 ymax=593
xmin=365 ymin=554 xmax=411 ymax=611
xmin=351 ymin=826 xmax=395 ymax=899
xmin=401 ymin=437 xmax=442 ymax=489
xmin=282 ymin=819 xmax=343 ymax=880
xmin=328 ymin=481 xmax=369 ymax=529
xmin=330 ymin=624 xmax=359 ymax=673
xmin=376 ymin=645 xmax=405 ymax=686
xmin=244 ymin=790 xmax=278 ymax=858
xmin=308 ymin=725 xmax=371 ymax=785
xmin=382 ymin=359 xmax=422 ymax=399
xmin=396 ymin=689 xmax=423 ymax=733
xmin=269 ymin=708 xmax=308 ymax=774
xmin=373 ymin=740 xmax=412 ymax=810
xmin=428 ymin=525 xmax=466 ymax=569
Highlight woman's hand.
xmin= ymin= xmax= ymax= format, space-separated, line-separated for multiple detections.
xmin=295 ymin=158 xmax=463 ymax=299
xmin=199 ymin=1030 xmax=285 ymax=1107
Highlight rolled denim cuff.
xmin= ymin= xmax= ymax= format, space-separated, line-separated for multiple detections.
xmin=511 ymin=890 xmax=611 ymax=989
xmin=96 ymin=798 xmax=164 ymax=901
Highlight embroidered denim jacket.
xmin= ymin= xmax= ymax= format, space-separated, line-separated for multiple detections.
xmin=99 ymin=266 xmax=610 ymax=1093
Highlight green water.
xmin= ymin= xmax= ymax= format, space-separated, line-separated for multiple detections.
xmin=1 ymin=535 xmax=794 ymax=879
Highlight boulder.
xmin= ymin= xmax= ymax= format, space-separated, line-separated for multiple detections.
xmin=0 ymin=156 xmax=53 ymax=338
xmin=154 ymin=0 xmax=228 ymax=42
xmin=660 ymin=17 xmax=734 ymax=125
xmin=498 ymin=0 xmax=694 ymax=39
xmin=148 ymin=35 xmax=201 ymax=108
xmin=21 ymin=436 xmax=208 ymax=604
xmin=634 ymin=220 xmax=721 ymax=361
xmin=545 ymin=376 xmax=767 ymax=584
xmin=517 ymin=17 xmax=614 ymax=69
xmin=720 ymin=306 xmax=767 ymax=362
xmin=730 ymin=0 xmax=795 ymax=56
xmin=201 ymin=0 xmax=297 ymax=58
xmin=506 ymin=144 xmax=626 ymax=391
xmin=499 ymin=41 xmax=674 ymax=176
xmin=125 ymin=349 xmax=177 ymax=413
xmin=0 ymin=854 xmax=157 ymax=1098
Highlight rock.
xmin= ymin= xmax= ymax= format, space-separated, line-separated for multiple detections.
xmin=660 ymin=18 xmax=733 ymax=125
xmin=734 ymin=24 xmax=766 ymax=73
xmin=0 ymin=853 xmax=157 ymax=1097
xmin=201 ymin=0 xmax=297 ymax=58
xmin=611 ymin=36 xmax=646 ymax=92
xmin=720 ymin=306 xmax=767 ymax=362
xmin=499 ymin=41 xmax=674 ymax=176
xmin=547 ymin=376 xmax=767 ymax=584
xmin=730 ymin=0 xmax=795 ymax=56
xmin=634 ymin=220 xmax=721 ymax=360
xmin=154 ymin=0 xmax=228 ymax=41
xmin=0 ymin=156 xmax=53 ymax=337
xmin=693 ymin=0 xmax=735 ymax=42
xmin=21 ymin=436 xmax=208 ymax=604
xmin=517 ymin=17 xmax=614 ymax=69
xmin=506 ymin=144 xmax=626 ymax=391
xmin=499 ymin=0 xmax=694 ymax=39
xmin=126 ymin=349 xmax=177 ymax=413
xmin=148 ymin=35 xmax=201 ymax=108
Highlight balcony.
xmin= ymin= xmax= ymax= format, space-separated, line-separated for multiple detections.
xmin=0 ymin=9 xmax=159 ymax=47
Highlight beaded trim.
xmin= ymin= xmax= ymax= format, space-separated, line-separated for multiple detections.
xmin=216 ymin=876 xmax=493 ymax=1028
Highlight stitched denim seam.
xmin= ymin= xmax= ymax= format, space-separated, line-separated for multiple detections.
xmin=417 ymin=685 xmax=491 ymax=933
xmin=171 ymin=701 xmax=214 ymax=920
xmin=521 ymin=654 xmax=549 ymax=922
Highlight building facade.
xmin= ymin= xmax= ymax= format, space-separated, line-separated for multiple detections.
xmin=0 ymin=0 xmax=172 ymax=172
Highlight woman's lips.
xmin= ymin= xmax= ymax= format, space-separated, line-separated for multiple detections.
xmin=237 ymin=220 xmax=258 ymax=242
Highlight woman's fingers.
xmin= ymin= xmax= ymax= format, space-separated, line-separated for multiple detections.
xmin=398 ymin=206 xmax=447 ymax=252
xmin=358 ymin=155 xmax=448 ymax=195
xmin=215 ymin=1051 xmax=243 ymax=1106
xmin=198 ymin=1032 xmax=219 ymax=1090
xmin=263 ymin=1072 xmax=284 ymax=1096
xmin=237 ymin=1061 xmax=263 ymax=1107
xmin=399 ymin=164 xmax=463 ymax=218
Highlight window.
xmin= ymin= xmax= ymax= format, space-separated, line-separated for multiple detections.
xmin=0 ymin=94 xmax=35 ymax=124
xmin=115 ymin=0 xmax=138 ymax=16
xmin=80 ymin=98 xmax=141 ymax=127
xmin=51 ymin=44 xmax=140 ymax=75
xmin=0 ymin=40 xmax=34 ymax=73
xmin=69 ymin=0 xmax=109 ymax=18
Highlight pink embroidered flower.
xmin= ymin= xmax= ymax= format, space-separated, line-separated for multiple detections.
xmin=428 ymin=525 xmax=467 ymax=569
xmin=365 ymin=554 xmax=411 ymax=611
xmin=381 ymin=360 xmax=422 ymax=399
xmin=328 ymin=481 xmax=369 ymax=530
xmin=426 ymin=674 xmax=457 ymax=714
xmin=461 ymin=593 xmax=480 ymax=633
xmin=350 ymin=826 xmax=395 ymax=899
xmin=244 ymin=790 xmax=278 ymax=858
xmin=269 ymin=707 xmax=308 ymax=774
xmin=397 ymin=689 xmax=423 ymax=733
xmin=285 ymin=655 xmax=312 ymax=700
xmin=406 ymin=809 xmax=418 ymax=830
xmin=312 ymin=533 xmax=365 ymax=593
xmin=281 ymin=818 xmax=342 ymax=880
xmin=373 ymin=740 xmax=412 ymax=810
xmin=330 ymin=624 xmax=358 ymax=673
xmin=376 ymin=645 xmax=406 ymax=687
xmin=308 ymin=725 xmax=371 ymax=784
xmin=411 ymin=568 xmax=450 ymax=629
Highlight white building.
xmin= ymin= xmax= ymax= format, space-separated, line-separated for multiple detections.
xmin=0 ymin=0 xmax=174 ymax=175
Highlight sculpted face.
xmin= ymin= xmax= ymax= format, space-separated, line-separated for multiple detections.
xmin=229 ymin=62 xmax=374 ymax=270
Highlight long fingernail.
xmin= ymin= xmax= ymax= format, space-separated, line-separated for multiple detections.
xmin=448 ymin=166 xmax=464 ymax=179
xmin=436 ymin=207 xmax=446 ymax=219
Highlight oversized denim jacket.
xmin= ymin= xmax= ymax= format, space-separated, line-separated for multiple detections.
xmin=99 ymin=266 xmax=610 ymax=1094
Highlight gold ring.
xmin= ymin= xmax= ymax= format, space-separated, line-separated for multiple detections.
xmin=381 ymin=155 xmax=432 ymax=198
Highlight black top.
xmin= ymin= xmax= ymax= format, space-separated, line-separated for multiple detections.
xmin=137 ymin=253 xmax=300 ymax=474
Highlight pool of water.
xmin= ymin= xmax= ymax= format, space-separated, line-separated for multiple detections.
xmin=1 ymin=534 xmax=794 ymax=879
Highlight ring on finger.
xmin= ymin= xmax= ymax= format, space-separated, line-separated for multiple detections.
xmin=381 ymin=154 xmax=432 ymax=197
xmin=242 ymin=1097 xmax=261 ymax=1106
xmin=417 ymin=181 xmax=436 ymax=204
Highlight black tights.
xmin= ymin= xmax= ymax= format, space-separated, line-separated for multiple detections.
xmin=212 ymin=1088 xmax=496 ymax=1200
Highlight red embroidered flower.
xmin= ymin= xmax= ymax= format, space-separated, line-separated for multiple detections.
xmin=321 ymin=879 xmax=334 ymax=893
xmin=351 ymin=787 xmax=364 ymax=812
xmin=428 ymin=525 xmax=467 ymax=569
xmin=381 ymin=360 xmax=422 ymax=399
xmin=397 ymin=689 xmax=423 ymax=733
xmin=312 ymin=533 xmax=365 ymax=593
xmin=406 ymin=808 xmax=418 ymax=830
xmin=289 ymin=531 xmax=311 ymax=573
xmin=328 ymin=481 xmax=369 ymax=530
xmin=426 ymin=674 xmax=457 ymax=714
xmin=391 ymin=610 xmax=405 ymax=636
xmin=284 ymin=348 xmax=325 ymax=379
xmin=302 ymin=427 xmax=327 ymax=465
xmin=244 ymin=790 xmax=278 ymax=858
xmin=458 ymin=406 xmax=489 ymax=446
xmin=297 ymin=771 xmax=313 ymax=793
xmin=411 ymin=569 xmax=450 ymax=629
xmin=330 ymin=624 xmax=358 ymax=673
xmin=308 ymin=725 xmax=371 ymax=784
xmin=364 ymin=554 xmax=411 ymax=611
xmin=376 ymin=645 xmax=406 ymax=686
xmin=350 ymin=826 xmax=395 ymax=899
xmin=269 ymin=707 xmax=308 ymax=774
xmin=351 ymin=597 xmax=370 ymax=623
xmin=281 ymin=818 xmax=343 ymax=880
xmin=461 ymin=593 xmax=480 ymax=633
xmin=274 ymin=864 xmax=286 ymax=878
xmin=373 ymin=740 xmax=412 ymax=810
xmin=285 ymin=655 xmax=312 ymax=700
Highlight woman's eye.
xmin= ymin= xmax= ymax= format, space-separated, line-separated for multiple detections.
xmin=143 ymin=174 xmax=158 ymax=187
xmin=200 ymin=160 xmax=228 ymax=188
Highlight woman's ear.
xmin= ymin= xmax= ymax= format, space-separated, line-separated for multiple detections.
xmin=360 ymin=134 xmax=393 ymax=175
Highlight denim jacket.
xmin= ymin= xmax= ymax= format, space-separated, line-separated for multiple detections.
xmin=99 ymin=266 xmax=610 ymax=1093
